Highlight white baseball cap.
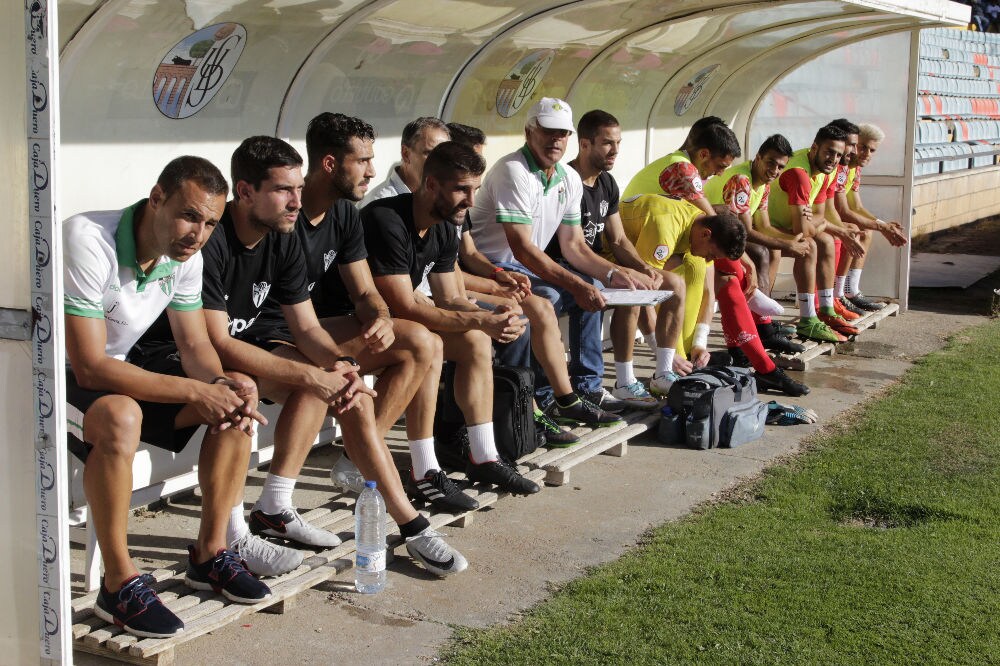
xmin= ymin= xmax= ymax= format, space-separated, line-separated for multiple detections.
xmin=526 ymin=97 xmax=575 ymax=133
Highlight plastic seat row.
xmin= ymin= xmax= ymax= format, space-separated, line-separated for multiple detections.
xmin=917 ymin=75 xmax=1000 ymax=97
xmin=916 ymin=29 xmax=1000 ymax=178
xmin=920 ymin=58 xmax=981 ymax=79
xmin=918 ymin=95 xmax=1000 ymax=119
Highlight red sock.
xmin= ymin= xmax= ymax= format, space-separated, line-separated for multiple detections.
xmin=714 ymin=258 xmax=777 ymax=374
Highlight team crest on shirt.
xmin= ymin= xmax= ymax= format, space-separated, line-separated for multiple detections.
xmin=599 ymin=200 xmax=609 ymax=218
xmin=734 ymin=191 xmax=750 ymax=208
xmin=692 ymin=177 xmax=704 ymax=193
xmin=323 ymin=250 xmax=337 ymax=272
xmin=837 ymin=170 xmax=847 ymax=185
xmin=252 ymin=281 xmax=271 ymax=308
xmin=653 ymin=245 xmax=670 ymax=261
xmin=158 ymin=274 xmax=175 ymax=296
xmin=583 ymin=222 xmax=605 ymax=246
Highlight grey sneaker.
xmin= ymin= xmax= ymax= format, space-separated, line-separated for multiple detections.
xmin=405 ymin=528 xmax=468 ymax=577
xmin=330 ymin=452 xmax=366 ymax=495
xmin=249 ymin=506 xmax=342 ymax=549
xmin=582 ymin=387 xmax=627 ymax=414
xmin=230 ymin=531 xmax=304 ymax=577
xmin=611 ymin=380 xmax=660 ymax=410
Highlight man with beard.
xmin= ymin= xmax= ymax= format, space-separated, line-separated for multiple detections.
xmin=270 ymin=112 xmax=478 ymax=513
xmin=362 ymin=141 xmax=541 ymax=495
xmin=829 ymin=122 xmax=907 ymax=314
xmin=470 ymin=98 xmax=651 ymax=419
xmin=199 ymin=136 xmax=469 ymax=577
xmin=561 ymin=109 xmax=671 ymax=409
xmin=767 ymin=124 xmax=865 ymax=342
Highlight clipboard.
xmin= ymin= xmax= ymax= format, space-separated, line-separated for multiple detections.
xmin=600 ymin=288 xmax=674 ymax=307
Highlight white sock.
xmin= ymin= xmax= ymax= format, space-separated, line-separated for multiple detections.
xmin=227 ymin=504 xmax=249 ymax=544
xmin=834 ymin=276 xmax=847 ymax=299
xmin=408 ymin=438 xmax=439 ymax=479
xmin=643 ymin=332 xmax=657 ymax=357
xmin=655 ymin=347 xmax=676 ymax=377
xmin=467 ymin=422 xmax=499 ymax=464
xmin=846 ymin=269 xmax=863 ymax=296
xmin=818 ymin=288 xmax=834 ymax=309
xmin=615 ymin=360 xmax=637 ymax=387
xmin=797 ymin=293 xmax=817 ymax=318
xmin=257 ymin=473 xmax=295 ymax=514
xmin=747 ymin=289 xmax=784 ymax=317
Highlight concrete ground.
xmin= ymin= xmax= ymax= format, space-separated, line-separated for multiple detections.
xmin=73 ymin=286 xmax=992 ymax=665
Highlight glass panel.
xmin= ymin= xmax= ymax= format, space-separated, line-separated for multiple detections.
xmin=751 ymin=31 xmax=913 ymax=177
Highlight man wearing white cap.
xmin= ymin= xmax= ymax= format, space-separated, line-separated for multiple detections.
xmin=469 ymin=97 xmax=654 ymax=421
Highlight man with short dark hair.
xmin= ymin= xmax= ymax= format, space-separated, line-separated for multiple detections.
xmin=769 ymin=124 xmax=865 ymax=342
xmin=199 ymin=136 xmax=469 ymax=577
xmin=283 ymin=111 xmax=478 ymax=512
xmin=446 ymin=122 xmax=486 ymax=152
xmin=624 ymin=119 xmax=742 ymax=217
xmin=624 ymin=118 xmax=745 ymax=377
xmin=364 ymin=141 xmax=543 ymax=494
xmin=64 ymin=156 xmax=273 ymax=638
xmin=704 ymin=134 xmax=809 ymax=354
xmin=619 ymin=195 xmax=808 ymax=396
xmin=828 ymin=121 xmax=907 ymax=314
xmin=562 ymin=109 xmax=671 ymax=409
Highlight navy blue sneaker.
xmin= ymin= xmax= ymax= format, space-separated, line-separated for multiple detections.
xmin=94 ymin=573 xmax=183 ymax=639
xmin=184 ymin=546 xmax=272 ymax=604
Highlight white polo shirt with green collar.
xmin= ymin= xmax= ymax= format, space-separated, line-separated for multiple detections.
xmin=469 ymin=144 xmax=582 ymax=266
xmin=63 ymin=199 xmax=203 ymax=361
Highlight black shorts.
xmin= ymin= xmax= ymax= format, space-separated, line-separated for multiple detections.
xmin=65 ymin=342 xmax=200 ymax=463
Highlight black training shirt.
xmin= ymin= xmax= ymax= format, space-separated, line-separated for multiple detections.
xmin=546 ymin=168 xmax=619 ymax=260
xmin=362 ymin=193 xmax=459 ymax=289
xmin=200 ymin=205 xmax=310 ymax=341
xmin=292 ymin=200 xmax=367 ymax=318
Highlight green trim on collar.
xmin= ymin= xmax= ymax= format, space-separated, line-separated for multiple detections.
xmin=519 ymin=144 xmax=566 ymax=194
xmin=115 ymin=199 xmax=179 ymax=292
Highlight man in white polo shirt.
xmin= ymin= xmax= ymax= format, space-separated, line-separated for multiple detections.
xmin=63 ymin=157 xmax=275 ymax=639
xmin=469 ymin=97 xmax=654 ymax=418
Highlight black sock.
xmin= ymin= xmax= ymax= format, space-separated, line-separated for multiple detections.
xmin=399 ymin=514 xmax=431 ymax=539
xmin=554 ymin=393 xmax=579 ymax=408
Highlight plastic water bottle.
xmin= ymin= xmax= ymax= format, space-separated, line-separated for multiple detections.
xmin=354 ymin=480 xmax=387 ymax=594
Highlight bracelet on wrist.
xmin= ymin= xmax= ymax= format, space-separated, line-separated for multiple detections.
xmin=491 ymin=266 xmax=504 ymax=280
xmin=605 ymin=267 xmax=619 ymax=283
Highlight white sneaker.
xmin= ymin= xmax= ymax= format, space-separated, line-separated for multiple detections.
xmin=611 ymin=380 xmax=660 ymax=409
xmin=248 ymin=506 xmax=342 ymax=549
xmin=649 ymin=372 xmax=681 ymax=398
xmin=230 ymin=531 xmax=303 ymax=577
xmin=330 ymin=452 xmax=366 ymax=495
xmin=405 ymin=528 xmax=468 ymax=577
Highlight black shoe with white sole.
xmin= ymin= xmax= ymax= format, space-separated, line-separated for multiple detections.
xmin=405 ymin=468 xmax=480 ymax=512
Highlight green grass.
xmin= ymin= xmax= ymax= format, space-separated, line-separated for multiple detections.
xmin=443 ymin=322 xmax=1000 ymax=665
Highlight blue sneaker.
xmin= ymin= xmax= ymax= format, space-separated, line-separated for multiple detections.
xmin=94 ymin=573 xmax=183 ymax=639
xmin=184 ymin=547 xmax=272 ymax=604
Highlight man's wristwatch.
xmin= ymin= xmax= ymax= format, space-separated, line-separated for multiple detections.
xmin=335 ymin=356 xmax=359 ymax=367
